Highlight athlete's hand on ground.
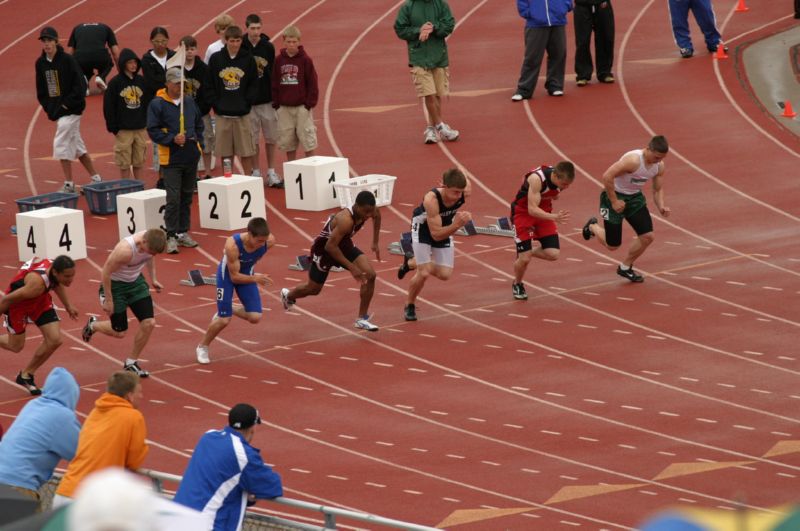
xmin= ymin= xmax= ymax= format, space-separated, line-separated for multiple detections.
xmin=659 ymin=206 xmax=671 ymax=217
xmin=454 ymin=211 xmax=472 ymax=227
xmin=553 ymin=210 xmax=570 ymax=224
xmin=372 ymin=243 xmax=381 ymax=262
xmin=66 ymin=305 xmax=79 ymax=320
xmin=612 ymin=199 xmax=626 ymax=213
xmin=254 ymin=274 xmax=272 ymax=287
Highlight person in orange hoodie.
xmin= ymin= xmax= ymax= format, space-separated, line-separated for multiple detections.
xmin=52 ymin=371 xmax=147 ymax=506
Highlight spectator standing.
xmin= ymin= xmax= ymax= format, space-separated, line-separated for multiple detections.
xmin=574 ymin=0 xmax=615 ymax=86
xmin=271 ymin=26 xmax=319 ymax=161
xmin=397 ymin=169 xmax=471 ymax=322
xmin=196 ymin=218 xmax=275 ymax=365
xmin=243 ymin=14 xmax=283 ymax=188
xmin=0 ymin=256 xmax=78 ymax=396
xmin=67 ymin=22 xmax=120 ymax=91
xmin=35 ymin=26 xmax=102 ymax=193
xmin=206 ymin=26 xmax=258 ymax=176
xmin=53 ymin=371 xmax=148 ymax=506
xmin=0 ymin=367 xmax=81 ymax=503
xmin=102 ymin=48 xmax=148 ymax=179
xmin=81 ymin=229 xmax=166 ymax=378
xmin=393 ymin=0 xmax=459 ymax=144
xmin=510 ymin=162 xmax=575 ymax=300
xmin=140 ymin=27 xmax=175 ymax=107
xmin=667 ymin=0 xmax=725 ymax=58
xmin=174 ymin=403 xmax=283 ymax=531
xmin=511 ymin=0 xmax=573 ymax=101
xmin=281 ymin=191 xmax=381 ymax=332
xmin=204 ymin=14 xmax=235 ymax=64
xmin=180 ymin=35 xmax=213 ymax=180
xmin=147 ymin=67 xmax=204 ymax=254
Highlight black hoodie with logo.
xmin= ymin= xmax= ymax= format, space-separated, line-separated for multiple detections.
xmin=35 ymin=45 xmax=86 ymax=121
xmin=103 ymin=48 xmax=148 ymax=134
xmin=241 ymin=33 xmax=275 ymax=105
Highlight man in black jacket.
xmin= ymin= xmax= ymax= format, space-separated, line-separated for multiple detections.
xmin=103 ymin=49 xmax=148 ymax=179
xmin=35 ymin=26 xmax=102 ymax=193
xmin=206 ymin=26 xmax=258 ymax=176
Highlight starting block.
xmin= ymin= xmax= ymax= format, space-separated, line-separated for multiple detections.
xmin=456 ymin=217 xmax=514 ymax=238
xmin=288 ymin=255 xmax=311 ymax=271
xmin=179 ymin=269 xmax=216 ymax=287
xmin=387 ymin=232 xmax=413 ymax=256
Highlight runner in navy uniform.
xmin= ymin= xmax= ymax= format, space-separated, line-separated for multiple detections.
xmin=281 ymin=191 xmax=381 ymax=331
xmin=398 ymin=168 xmax=471 ymax=321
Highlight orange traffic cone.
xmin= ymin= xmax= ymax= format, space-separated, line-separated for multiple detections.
xmin=735 ymin=0 xmax=749 ymax=12
xmin=781 ymin=100 xmax=797 ymax=118
xmin=714 ymin=44 xmax=728 ymax=59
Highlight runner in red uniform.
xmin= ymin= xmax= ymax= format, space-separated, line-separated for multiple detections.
xmin=510 ymin=162 xmax=575 ymax=300
xmin=0 ymin=256 xmax=78 ymax=395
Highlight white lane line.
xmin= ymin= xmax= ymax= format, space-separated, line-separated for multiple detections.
xmin=446 ymin=454 xmax=466 ymax=460
xmin=373 ymin=362 xmax=394 ymax=368
xmin=327 ymin=475 xmax=348 ymax=481
xmin=751 ymin=389 xmax=772 ymax=394
xmin=721 ymin=312 xmax=737 ymax=317
xmin=697 ymin=418 xmax=718 ymax=424
xmin=291 ymin=468 xmax=311 ymax=474
xmin=541 ymin=430 xmax=561 ymax=436
xmin=521 ymin=468 xmax=541 ymax=474
xmin=430 ymin=410 xmax=448 ymax=416
xmin=366 ymin=482 xmax=386 ymax=488
xmin=375 ymin=441 xmax=394 ymax=447
xmin=579 ymin=436 xmax=599 ymax=442
xmin=647 ymin=335 xmax=667 ymax=340
xmin=294 ymin=386 xmax=313 ymax=391
xmin=680 ymin=377 xmax=700 ymax=382
xmin=621 ymin=405 xmax=643 ymax=411
xmin=618 ymin=444 xmax=637 ymax=450
xmin=408 ymin=367 xmax=427 ymax=373
xmin=481 ymin=461 xmax=501 ymax=466
xmin=659 ymin=411 xmax=680 ymax=417
xmin=517 ymin=349 xmax=534 ymax=354
xmin=726 ymin=281 xmax=746 ymax=286
xmin=578 ymin=324 xmax=598 ymax=329
xmin=504 ymin=424 xmax=524 ymax=429
xmin=403 ymin=489 xmax=423 ymax=495
xmin=338 ymin=434 xmax=357 ymax=440
xmin=733 ymin=425 xmax=756 ymax=431
xmin=468 ymin=417 xmax=486 ymax=423
xmin=547 ymin=392 xmax=566 ymax=397
xmin=584 ymin=398 xmax=605 ymax=404
xmin=744 ymin=351 xmax=764 ymax=357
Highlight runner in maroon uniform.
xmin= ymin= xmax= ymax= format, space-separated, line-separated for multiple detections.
xmin=280 ymin=191 xmax=381 ymax=331
xmin=510 ymin=162 xmax=575 ymax=300
xmin=0 ymin=256 xmax=78 ymax=395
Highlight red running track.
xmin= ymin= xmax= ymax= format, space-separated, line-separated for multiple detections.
xmin=0 ymin=1 xmax=798 ymax=529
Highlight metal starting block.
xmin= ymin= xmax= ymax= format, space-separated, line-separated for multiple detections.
xmin=455 ymin=217 xmax=514 ymax=238
xmin=387 ymin=232 xmax=413 ymax=256
xmin=179 ymin=269 xmax=216 ymax=287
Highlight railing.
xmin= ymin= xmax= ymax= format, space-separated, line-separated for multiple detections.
xmin=138 ymin=468 xmax=441 ymax=531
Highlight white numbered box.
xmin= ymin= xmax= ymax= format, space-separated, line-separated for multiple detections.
xmin=283 ymin=156 xmax=349 ymax=211
xmin=15 ymin=207 xmax=86 ymax=262
xmin=197 ymin=175 xmax=266 ymax=231
xmin=116 ymin=189 xmax=166 ymax=239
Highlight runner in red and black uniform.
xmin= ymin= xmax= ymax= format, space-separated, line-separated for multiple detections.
xmin=0 ymin=256 xmax=79 ymax=395
xmin=510 ymin=161 xmax=575 ymax=300
xmin=280 ymin=191 xmax=381 ymax=331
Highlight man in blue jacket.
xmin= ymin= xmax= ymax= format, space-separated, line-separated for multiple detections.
xmin=0 ymin=367 xmax=81 ymax=502
xmin=174 ymin=403 xmax=283 ymax=531
xmin=512 ymin=0 xmax=573 ymax=101
xmin=667 ymin=0 xmax=724 ymax=58
xmin=147 ymin=67 xmax=204 ymax=254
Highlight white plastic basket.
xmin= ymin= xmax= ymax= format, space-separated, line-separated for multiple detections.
xmin=332 ymin=174 xmax=397 ymax=209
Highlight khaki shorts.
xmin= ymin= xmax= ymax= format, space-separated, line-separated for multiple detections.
xmin=276 ymin=106 xmax=318 ymax=152
xmin=250 ymin=103 xmax=278 ymax=144
xmin=215 ymin=115 xmax=255 ymax=158
xmin=53 ymin=114 xmax=87 ymax=160
xmin=113 ymin=129 xmax=147 ymax=168
xmin=202 ymin=114 xmax=215 ymax=154
xmin=410 ymin=66 xmax=449 ymax=98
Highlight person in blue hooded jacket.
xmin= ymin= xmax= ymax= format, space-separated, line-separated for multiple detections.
xmin=511 ymin=0 xmax=573 ymax=101
xmin=0 ymin=367 xmax=81 ymax=502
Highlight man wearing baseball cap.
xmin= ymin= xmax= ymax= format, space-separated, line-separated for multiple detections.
xmin=35 ymin=26 xmax=103 ymax=193
xmin=174 ymin=403 xmax=283 ymax=530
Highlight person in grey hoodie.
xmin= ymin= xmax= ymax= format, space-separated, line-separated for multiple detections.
xmin=0 ymin=367 xmax=81 ymax=502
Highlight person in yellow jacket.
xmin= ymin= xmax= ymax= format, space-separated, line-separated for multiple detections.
xmin=53 ymin=371 xmax=148 ymax=505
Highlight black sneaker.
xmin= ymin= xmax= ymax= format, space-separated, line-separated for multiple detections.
xmin=82 ymin=316 xmax=97 ymax=342
xmin=124 ymin=361 xmax=150 ymax=378
xmin=397 ymin=254 xmax=411 ymax=280
xmin=404 ymin=304 xmax=417 ymax=322
xmin=16 ymin=372 xmax=42 ymax=396
xmin=582 ymin=217 xmax=597 ymax=241
xmin=679 ymin=47 xmax=694 ymax=58
xmin=617 ymin=266 xmax=644 ymax=283
xmin=512 ymin=282 xmax=528 ymax=300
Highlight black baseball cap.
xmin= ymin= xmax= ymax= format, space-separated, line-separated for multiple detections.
xmin=229 ymin=403 xmax=261 ymax=430
xmin=38 ymin=26 xmax=59 ymax=41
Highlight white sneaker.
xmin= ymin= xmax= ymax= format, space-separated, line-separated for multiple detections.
xmin=511 ymin=93 xmax=524 ymax=102
xmin=95 ymin=76 xmax=107 ymax=91
xmin=59 ymin=182 xmax=76 ymax=193
xmin=280 ymin=288 xmax=294 ymax=310
xmin=548 ymin=90 xmax=564 ymax=97
xmin=266 ymin=169 xmax=284 ymax=188
xmin=90 ymin=174 xmax=102 ymax=183
xmin=436 ymin=123 xmax=459 ymax=142
xmin=251 ymin=169 xmax=262 ymax=178
xmin=355 ymin=315 xmax=379 ymax=332
xmin=196 ymin=345 xmax=210 ymax=364
xmin=423 ymin=127 xmax=438 ymax=144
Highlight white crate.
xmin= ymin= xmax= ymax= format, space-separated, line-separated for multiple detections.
xmin=332 ymin=174 xmax=397 ymax=209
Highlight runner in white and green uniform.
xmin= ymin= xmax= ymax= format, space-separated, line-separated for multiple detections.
xmin=581 ymin=135 xmax=671 ymax=283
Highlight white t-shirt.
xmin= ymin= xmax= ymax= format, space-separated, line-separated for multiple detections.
xmin=204 ymin=39 xmax=225 ymax=63
xmin=615 ymin=149 xmax=660 ymax=195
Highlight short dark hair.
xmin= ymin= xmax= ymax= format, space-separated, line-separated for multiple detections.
xmin=554 ymin=161 xmax=575 ymax=182
xmin=224 ymin=25 xmax=243 ymax=40
xmin=648 ymin=135 xmax=669 ymax=154
xmin=107 ymin=371 xmax=139 ymax=398
xmin=52 ymin=255 xmax=75 ymax=273
xmin=180 ymin=35 xmax=197 ymax=48
xmin=442 ymin=168 xmax=467 ymax=189
xmin=354 ymin=190 xmax=376 ymax=207
xmin=247 ymin=217 xmax=270 ymax=237
xmin=149 ymin=26 xmax=169 ymax=41
xmin=245 ymin=14 xmax=261 ymax=27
